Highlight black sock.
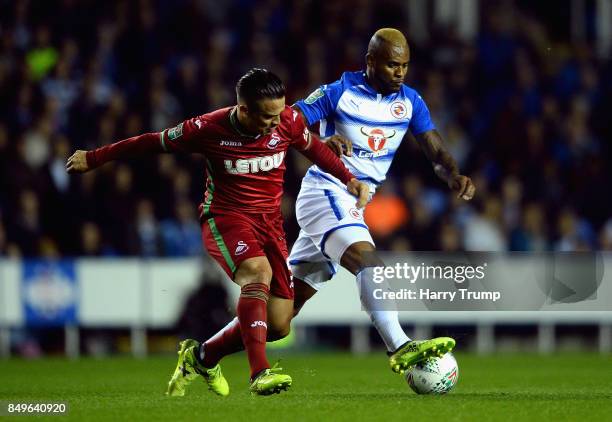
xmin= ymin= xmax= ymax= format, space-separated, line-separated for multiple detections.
xmin=194 ymin=342 xmax=206 ymax=366
xmin=387 ymin=339 xmax=412 ymax=356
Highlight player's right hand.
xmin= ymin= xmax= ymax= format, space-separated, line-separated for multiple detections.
xmin=324 ymin=134 xmax=353 ymax=157
xmin=66 ymin=150 xmax=91 ymax=173
xmin=347 ymin=179 xmax=369 ymax=209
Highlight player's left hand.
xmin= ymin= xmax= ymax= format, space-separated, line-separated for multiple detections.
xmin=347 ymin=179 xmax=369 ymax=208
xmin=449 ymin=174 xmax=475 ymax=200
xmin=324 ymin=135 xmax=353 ymax=157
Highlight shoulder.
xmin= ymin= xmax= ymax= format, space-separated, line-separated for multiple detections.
xmin=340 ymin=70 xmax=366 ymax=88
xmin=332 ymin=71 xmax=375 ymax=102
xmin=200 ymin=107 xmax=232 ymax=125
xmin=301 ymin=71 xmax=363 ymax=108
xmin=280 ymin=105 xmax=303 ymax=130
xmin=189 ymin=107 xmax=232 ymax=134
xmin=319 ymin=71 xmax=364 ymax=95
xmin=281 ymin=105 xmax=296 ymax=119
xmin=399 ymin=83 xmax=424 ymax=102
xmin=325 ymin=71 xmax=364 ymax=94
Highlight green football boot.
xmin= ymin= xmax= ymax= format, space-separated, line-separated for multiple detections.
xmin=166 ymin=339 xmax=229 ymax=397
xmin=200 ymin=363 xmax=230 ymax=397
xmin=389 ymin=337 xmax=456 ymax=373
xmin=249 ymin=362 xmax=292 ymax=396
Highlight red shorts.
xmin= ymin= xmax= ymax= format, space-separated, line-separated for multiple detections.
xmin=201 ymin=210 xmax=294 ymax=299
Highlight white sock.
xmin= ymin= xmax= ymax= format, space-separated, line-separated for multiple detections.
xmin=357 ymin=267 xmax=410 ymax=352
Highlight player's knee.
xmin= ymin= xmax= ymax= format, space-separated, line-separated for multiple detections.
xmin=236 ymin=258 xmax=273 ymax=286
xmin=292 ymin=278 xmax=317 ymax=317
xmin=251 ymin=270 xmax=273 ymax=286
xmin=341 ymin=242 xmax=381 ymax=274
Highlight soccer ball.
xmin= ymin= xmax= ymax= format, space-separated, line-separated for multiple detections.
xmin=405 ymin=353 xmax=459 ymax=394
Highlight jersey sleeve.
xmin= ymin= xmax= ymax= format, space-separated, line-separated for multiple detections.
xmin=409 ymin=94 xmax=436 ymax=136
xmin=294 ymin=77 xmax=344 ymax=125
xmin=289 ymin=108 xmax=311 ymax=150
xmin=84 ymin=115 xmax=211 ymax=169
xmin=159 ymin=116 xmax=209 ymax=153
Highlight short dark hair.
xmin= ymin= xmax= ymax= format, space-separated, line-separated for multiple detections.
xmin=236 ymin=68 xmax=285 ymax=110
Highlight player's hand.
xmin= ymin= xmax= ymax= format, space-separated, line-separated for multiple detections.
xmin=449 ymin=174 xmax=475 ymax=200
xmin=324 ymin=135 xmax=352 ymax=157
xmin=347 ymin=179 xmax=369 ymax=208
xmin=66 ymin=150 xmax=91 ymax=174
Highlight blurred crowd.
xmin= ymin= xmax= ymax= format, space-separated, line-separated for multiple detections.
xmin=0 ymin=0 xmax=611 ymax=258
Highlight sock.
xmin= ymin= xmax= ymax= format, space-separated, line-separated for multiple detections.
xmin=236 ymin=283 xmax=270 ymax=379
xmin=198 ymin=317 xmax=243 ymax=368
xmin=357 ymin=267 xmax=410 ymax=352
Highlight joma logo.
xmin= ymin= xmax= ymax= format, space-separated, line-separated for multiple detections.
xmin=250 ymin=320 xmax=267 ymax=328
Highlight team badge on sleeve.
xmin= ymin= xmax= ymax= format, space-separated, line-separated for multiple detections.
xmin=168 ymin=123 xmax=184 ymax=140
xmin=304 ymin=88 xmax=324 ymax=104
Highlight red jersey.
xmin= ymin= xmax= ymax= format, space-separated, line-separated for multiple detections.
xmin=86 ymin=105 xmax=354 ymax=215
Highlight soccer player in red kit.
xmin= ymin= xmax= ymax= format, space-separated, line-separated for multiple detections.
xmin=67 ymin=68 xmax=369 ymax=396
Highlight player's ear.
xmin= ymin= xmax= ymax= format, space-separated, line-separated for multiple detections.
xmin=365 ymin=53 xmax=375 ymax=68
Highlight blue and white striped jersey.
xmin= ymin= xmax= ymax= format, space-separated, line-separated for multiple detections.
xmin=296 ymin=70 xmax=435 ymax=190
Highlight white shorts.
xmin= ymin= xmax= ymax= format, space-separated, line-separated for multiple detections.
xmin=288 ymin=180 xmax=375 ymax=290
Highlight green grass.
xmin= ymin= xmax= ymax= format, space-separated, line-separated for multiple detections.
xmin=1 ymin=352 xmax=612 ymax=421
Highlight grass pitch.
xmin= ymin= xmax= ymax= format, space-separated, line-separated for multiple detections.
xmin=1 ymin=352 xmax=611 ymax=421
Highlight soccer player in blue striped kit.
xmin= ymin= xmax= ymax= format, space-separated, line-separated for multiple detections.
xmin=289 ymin=28 xmax=476 ymax=373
